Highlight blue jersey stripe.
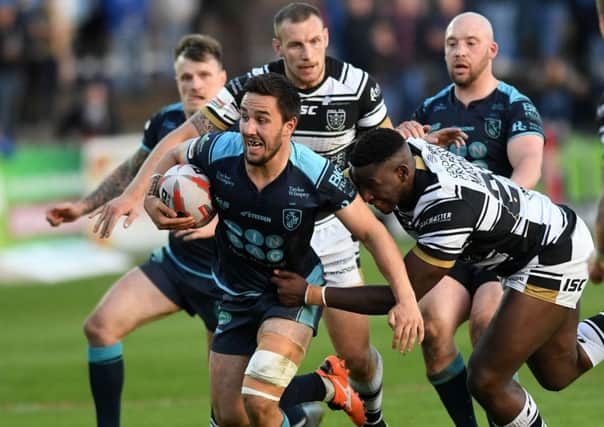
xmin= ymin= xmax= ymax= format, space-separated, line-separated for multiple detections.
xmin=497 ymin=81 xmax=529 ymax=103
xmin=290 ymin=142 xmax=330 ymax=186
xmin=422 ymin=84 xmax=454 ymax=108
xmin=211 ymin=269 xmax=262 ymax=297
xmin=164 ymin=245 xmax=213 ymax=279
xmin=209 ymin=132 xmax=243 ymax=163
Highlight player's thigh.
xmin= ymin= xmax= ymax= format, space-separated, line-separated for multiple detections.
xmin=87 ymin=267 xmax=180 ymax=335
xmin=210 ymin=351 xmax=250 ymax=425
xmin=469 ymin=280 xmax=503 ymax=344
xmin=470 ymin=288 xmax=570 ymax=381
xmin=526 ymin=304 xmax=592 ymax=389
xmin=420 ymin=275 xmax=471 ymax=340
xmin=323 ymin=306 xmax=370 ymax=357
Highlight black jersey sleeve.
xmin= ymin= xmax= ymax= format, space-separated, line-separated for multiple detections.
xmin=317 ymin=163 xmax=358 ymax=213
xmin=506 ymin=98 xmax=545 ymax=141
xmin=412 ymin=198 xmax=476 ymax=267
xmin=356 ymin=73 xmax=389 ymax=129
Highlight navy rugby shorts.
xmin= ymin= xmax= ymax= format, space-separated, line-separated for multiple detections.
xmin=139 ymin=246 xmax=222 ymax=332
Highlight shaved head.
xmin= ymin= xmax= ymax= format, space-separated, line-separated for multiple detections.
xmin=446 ymin=12 xmax=494 ymax=42
xmin=444 ymin=11 xmax=497 ymax=88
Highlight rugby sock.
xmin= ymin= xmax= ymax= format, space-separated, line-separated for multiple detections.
xmin=88 ymin=342 xmax=124 ymax=427
xmin=210 ymin=408 xmax=219 ymax=426
xmin=493 ymin=388 xmax=547 ymax=427
xmin=427 ymin=353 xmax=478 ymax=427
xmin=280 ymin=410 xmax=291 ymax=427
xmin=280 ymin=373 xmax=329 ymax=406
xmin=577 ymin=312 xmax=604 ymax=367
xmin=282 ymin=405 xmax=306 ymax=427
xmin=349 ymin=346 xmax=385 ymax=426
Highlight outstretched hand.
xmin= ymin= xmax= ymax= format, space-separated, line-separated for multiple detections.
xmin=396 ymin=120 xmax=467 ymax=149
xmin=46 ymin=201 xmax=87 ymax=226
xmin=387 ymin=297 xmax=424 ymax=354
xmin=90 ymin=194 xmax=141 ymax=238
xmin=589 ymin=252 xmax=604 ymax=284
xmin=271 ymin=269 xmax=308 ymax=307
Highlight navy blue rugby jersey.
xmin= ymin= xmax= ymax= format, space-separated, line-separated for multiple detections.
xmin=203 ymin=56 xmax=387 ymax=169
xmin=142 ymin=102 xmax=215 ymax=274
xmin=394 ymin=138 xmax=576 ymax=277
xmin=412 ymin=82 xmax=544 ymax=178
xmin=186 ymin=131 xmax=357 ymax=297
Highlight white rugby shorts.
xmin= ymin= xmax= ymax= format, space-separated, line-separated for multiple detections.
xmin=311 ymin=214 xmax=363 ymax=288
xmin=503 ymin=217 xmax=594 ymax=308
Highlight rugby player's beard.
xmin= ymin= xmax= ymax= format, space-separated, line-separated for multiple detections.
xmin=244 ymin=134 xmax=283 ymax=166
xmin=449 ymin=54 xmax=490 ymax=88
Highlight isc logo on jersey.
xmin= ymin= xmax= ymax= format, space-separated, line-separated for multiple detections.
xmin=159 ymin=164 xmax=216 ymax=228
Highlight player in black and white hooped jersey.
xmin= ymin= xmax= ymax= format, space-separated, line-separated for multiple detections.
xmin=274 ymin=127 xmax=604 ymax=427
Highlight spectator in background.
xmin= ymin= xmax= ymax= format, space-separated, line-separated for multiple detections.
xmin=56 ymin=77 xmax=120 ymax=138
xmin=23 ymin=0 xmax=75 ymax=124
xmin=103 ymin=0 xmax=149 ymax=93
xmin=341 ymin=0 xmax=375 ymax=71
xmin=420 ymin=0 xmax=465 ymax=93
xmin=0 ymin=0 xmax=25 ymax=157
xmin=388 ymin=0 xmax=427 ymax=121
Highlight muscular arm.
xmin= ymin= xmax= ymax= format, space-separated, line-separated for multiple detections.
xmin=319 ymin=250 xmax=449 ymax=313
xmin=507 ymin=134 xmax=544 ymax=189
xmin=336 ymin=196 xmax=417 ymax=304
xmin=81 ymin=148 xmax=148 ymax=214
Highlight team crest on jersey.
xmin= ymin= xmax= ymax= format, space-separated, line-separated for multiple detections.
xmin=283 ymin=209 xmax=302 ymax=231
xmin=485 ymin=118 xmax=501 ymax=139
xmin=326 ymin=109 xmax=346 ymax=131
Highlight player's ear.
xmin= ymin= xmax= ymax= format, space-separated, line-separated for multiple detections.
xmin=323 ymin=27 xmax=329 ymax=48
xmin=396 ymin=163 xmax=409 ymax=182
xmin=284 ymin=116 xmax=298 ymax=135
xmin=272 ymin=38 xmax=283 ymax=57
xmin=489 ymin=40 xmax=498 ymax=60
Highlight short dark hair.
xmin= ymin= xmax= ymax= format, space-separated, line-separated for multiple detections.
xmin=243 ymin=73 xmax=301 ymax=122
xmin=273 ymin=2 xmax=323 ymax=38
xmin=174 ymin=34 xmax=223 ymax=65
xmin=350 ymin=128 xmax=406 ymax=167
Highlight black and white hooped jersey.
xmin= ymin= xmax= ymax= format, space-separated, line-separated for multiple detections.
xmin=412 ymin=82 xmax=544 ymax=177
xmin=203 ymin=57 xmax=388 ymax=169
xmin=395 ymin=138 xmax=576 ymax=277
xmin=142 ymin=102 xmax=214 ymax=274
xmin=186 ymin=131 xmax=357 ymax=297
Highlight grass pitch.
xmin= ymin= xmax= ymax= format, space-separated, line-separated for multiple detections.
xmin=2 ymin=246 xmax=604 ymax=426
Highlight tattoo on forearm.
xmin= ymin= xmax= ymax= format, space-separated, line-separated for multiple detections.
xmin=81 ymin=149 xmax=149 ymax=213
xmin=190 ymin=111 xmax=219 ymax=136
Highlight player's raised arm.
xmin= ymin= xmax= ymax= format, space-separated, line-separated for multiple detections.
xmin=91 ymin=111 xmax=220 ymax=238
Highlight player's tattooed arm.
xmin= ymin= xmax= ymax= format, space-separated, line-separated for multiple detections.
xmin=80 ymin=148 xmax=149 ymax=214
xmin=190 ymin=110 xmax=222 ymax=136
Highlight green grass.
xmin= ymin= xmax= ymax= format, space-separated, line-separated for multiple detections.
xmin=2 ymin=245 xmax=604 ymax=426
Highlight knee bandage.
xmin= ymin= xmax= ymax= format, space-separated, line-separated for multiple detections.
xmin=241 ymin=350 xmax=299 ymax=401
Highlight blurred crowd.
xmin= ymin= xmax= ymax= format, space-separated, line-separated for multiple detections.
xmin=1 ymin=0 xmax=603 ymax=156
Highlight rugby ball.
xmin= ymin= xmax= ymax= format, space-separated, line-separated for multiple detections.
xmin=159 ymin=164 xmax=215 ymax=228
